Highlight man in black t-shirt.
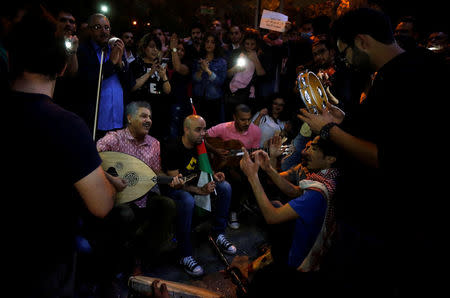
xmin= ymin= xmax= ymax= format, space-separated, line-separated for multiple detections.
xmin=298 ymin=8 xmax=447 ymax=297
xmin=5 ymin=8 xmax=116 ymax=297
xmin=162 ymin=115 xmax=237 ymax=277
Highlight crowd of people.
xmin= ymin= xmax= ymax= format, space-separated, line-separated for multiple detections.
xmin=2 ymin=1 xmax=448 ymax=298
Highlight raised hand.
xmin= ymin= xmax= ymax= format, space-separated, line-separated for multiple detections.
xmin=268 ymin=135 xmax=283 ymax=159
xmin=252 ymin=149 xmax=271 ymax=172
xmin=109 ymin=38 xmax=124 ymax=65
xmin=240 ymin=147 xmax=260 ymax=178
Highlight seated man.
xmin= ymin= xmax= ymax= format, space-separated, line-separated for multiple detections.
xmin=161 ymin=115 xmax=237 ymax=277
xmin=92 ymin=101 xmax=179 ymax=287
xmin=206 ymin=104 xmax=261 ymax=229
xmin=240 ymin=135 xmax=338 ymax=281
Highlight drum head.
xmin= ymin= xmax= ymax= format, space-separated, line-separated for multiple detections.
xmin=308 ymin=72 xmax=329 ymax=113
xmin=297 ymin=71 xmax=329 ymax=114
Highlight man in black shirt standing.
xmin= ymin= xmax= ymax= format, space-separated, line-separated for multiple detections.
xmin=4 ymin=7 xmax=116 ymax=297
xmin=298 ymin=8 xmax=446 ymax=297
xmin=162 ymin=114 xmax=237 ymax=277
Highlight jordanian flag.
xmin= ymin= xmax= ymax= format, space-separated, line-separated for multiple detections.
xmin=190 ymin=98 xmax=214 ymax=211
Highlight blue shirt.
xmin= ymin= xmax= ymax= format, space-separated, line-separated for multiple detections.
xmin=287 ymin=190 xmax=327 ymax=268
xmin=192 ymin=57 xmax=227 ymax=100
xmin=92 ymin=41 xmax=124 ymax=131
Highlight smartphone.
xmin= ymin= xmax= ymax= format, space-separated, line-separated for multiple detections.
xmin=237 ymin=57 xmax=246 ymax=67
xmin=161 ymin=57 xmax=170 ymax=68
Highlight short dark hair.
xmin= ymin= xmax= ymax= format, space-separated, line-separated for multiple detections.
xmin=234 ymin=104 xmax=251 ymax=115
xmin=311 ymin=34 xmax=334 ymax=50
xmin=331 ymin=8 xmax=395 ymax=45
xmin=190 ymin=22 xmax=205 ymax=33
xmin=315 ymin=137 xmax=339 ymax=159
xmin=242 ymin=29 xmax=262 ymax=49
xmin=7 ymin=7 xmax=67 ymax=80
xmin=137 ymin=33 xmax=162 ymax=56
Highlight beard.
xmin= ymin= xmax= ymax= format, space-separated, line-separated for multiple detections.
xmin=351 ymin=46 xmax=374 ymax=72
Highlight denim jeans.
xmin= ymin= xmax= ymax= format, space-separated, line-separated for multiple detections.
xmin=280 ymin=133 xmax=311 ymax=171
xmin=166 ymin=181 xmax=232 ymax=257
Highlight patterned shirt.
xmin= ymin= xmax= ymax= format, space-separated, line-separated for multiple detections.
xmin=97 ymin=127 xmax=161 ymax=207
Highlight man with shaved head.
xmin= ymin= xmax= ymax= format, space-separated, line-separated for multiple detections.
xmin=161 ymin=114 xmax=237 ymax=277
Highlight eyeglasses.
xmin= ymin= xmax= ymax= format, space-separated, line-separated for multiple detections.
xmin=338 ymin=45 xmax=351 ymax=63
xmin=90 ymin=24 xmax=111 ymax=31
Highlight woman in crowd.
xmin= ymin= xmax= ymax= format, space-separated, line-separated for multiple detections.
xmin=191 ymin=32 xmax=227 ymax=126
xmin=252 ymin=94 xmax=291 ymax=148
xmin=226 ymin=29 xmax=266 ymax=117
xmin=129 ymin=33 xmax=171 ymax=140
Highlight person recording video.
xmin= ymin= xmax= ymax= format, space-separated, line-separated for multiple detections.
xmin=129 ymin=33 xmax=172 ymax=140
xmin=225 ymin=29 xmax=266 ymax=119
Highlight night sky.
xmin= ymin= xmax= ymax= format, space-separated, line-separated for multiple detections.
xmin=18 ymin=0 xmax=450 ymax=37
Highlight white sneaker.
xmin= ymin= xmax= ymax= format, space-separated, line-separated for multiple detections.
xmin=228 ymin=212 xmax=240 ymax=229
xmin=215 ymin=234 xmax=237 ymax=255
xmin=180 ymin=256 xmax=204 ymax=277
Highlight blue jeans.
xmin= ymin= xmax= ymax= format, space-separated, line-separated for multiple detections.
xmin=280 ymin=133 xmax=311 ymax=171
xmin=166 ymin=181 xmax=232 ymax=257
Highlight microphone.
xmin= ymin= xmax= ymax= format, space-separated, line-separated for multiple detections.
xmin=108 ymin=37 xmax=121 ymax=48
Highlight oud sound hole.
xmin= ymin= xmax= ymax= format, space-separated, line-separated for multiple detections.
xmin=124 ymin=171 xmax=139 ymax=186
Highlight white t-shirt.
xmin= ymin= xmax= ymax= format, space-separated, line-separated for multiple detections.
xmin=251 ymin=112 xmax=286 ymax=147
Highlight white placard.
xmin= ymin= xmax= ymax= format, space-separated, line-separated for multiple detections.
xmin=259 ymin=9 xmax=289 ymax=32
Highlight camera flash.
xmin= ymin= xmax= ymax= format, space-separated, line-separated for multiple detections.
xmin=65 ymin=40 xmax=72 ymax=50
xmin=237 ymin=57 xmax=246 ymax=67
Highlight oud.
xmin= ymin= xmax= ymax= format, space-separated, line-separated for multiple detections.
xmin=99 ymin=151 xmax=196 ymax=205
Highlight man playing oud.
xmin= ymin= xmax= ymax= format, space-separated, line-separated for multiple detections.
xmin=92 ymin=101 xmax=180 ymax=290
xmin=206 ymin=104 xmax=261 ymax=229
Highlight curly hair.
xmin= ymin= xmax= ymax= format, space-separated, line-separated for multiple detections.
xmin=200 ymin=32 xmax=224 ymax=59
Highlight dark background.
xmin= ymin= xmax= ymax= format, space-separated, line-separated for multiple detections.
xmin=23 ymin=0 xmax=448 ymax=38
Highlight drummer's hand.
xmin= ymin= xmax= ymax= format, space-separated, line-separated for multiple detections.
xmin=169 ymin=174 xmax=185 ymax=189
xmin=326 ymin=86 xmax=339 ymax=105
xmin=297 ymin=104 xmax=344 ymax=135
xmin=317 ymin=70 xmax=329 ymax=81
xmin=151 ymin=280 xmax=169 ymax=298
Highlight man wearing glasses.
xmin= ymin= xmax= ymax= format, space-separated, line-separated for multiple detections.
xmin=76 ymin=13 xmax=133 ymax=139
xmin=298 ymin=8 xmax=446 ymax=296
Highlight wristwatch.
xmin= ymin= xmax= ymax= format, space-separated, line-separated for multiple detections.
xmin=172 ymin=48 xmax=177 ymax=53
xmin=319 ymin=122 xmax=337 ymax=140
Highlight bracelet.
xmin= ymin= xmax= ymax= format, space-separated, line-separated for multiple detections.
xmin=162 ymin=79 xmax=169 ymax=83
xmin=319 ymin=122 xmax=337 ymax=141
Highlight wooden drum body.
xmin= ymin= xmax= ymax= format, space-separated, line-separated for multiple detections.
xmin=297 ymin=71 xmax=329 ymax=114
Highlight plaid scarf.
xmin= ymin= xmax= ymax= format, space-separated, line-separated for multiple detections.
xmin=297 ymin=167 xmax=339 ymax=272
xmin=304 ymin=168 xmax=339 ymax=199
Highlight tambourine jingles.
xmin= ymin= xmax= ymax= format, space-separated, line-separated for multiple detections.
xmin=296 ymin=71 xmax=329 ymax=114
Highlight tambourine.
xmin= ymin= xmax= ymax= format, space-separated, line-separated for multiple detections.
xmin=296 ymin=71 xmax=329 ymax=114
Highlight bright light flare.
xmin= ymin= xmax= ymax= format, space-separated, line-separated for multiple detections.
xmin=100 ymin=5 xmax=109 ymax=13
